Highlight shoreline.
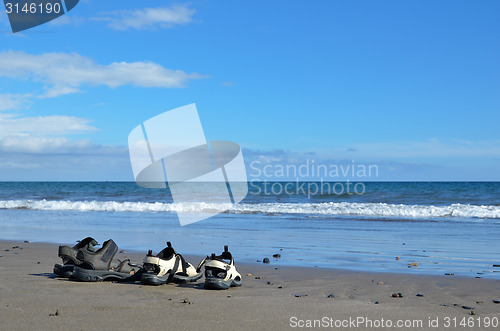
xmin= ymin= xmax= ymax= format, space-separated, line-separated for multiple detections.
xmin=1 ymin=240 xmax=499 ymax=330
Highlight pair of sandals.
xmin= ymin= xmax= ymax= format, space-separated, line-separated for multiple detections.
xmin=53 ymin=238 xmax=242 ymax=290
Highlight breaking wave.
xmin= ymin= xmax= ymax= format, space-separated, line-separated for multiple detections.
xmin=0 ymin=200 xmax=499 ymax=219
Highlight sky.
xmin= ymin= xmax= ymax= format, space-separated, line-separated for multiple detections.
xmin=0 ymin=0 xmax=498 ymax=181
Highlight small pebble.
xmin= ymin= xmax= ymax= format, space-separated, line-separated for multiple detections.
xmin=395 ymin=256 xmax=400 ymax=260
xmin=377 ymin=281 xmax=384 ymax=285
xmin=12 ymin=246 xmax=19 ymax=249
xmin=255 ymin=276 xmax=261 ymax=279
xmin=492 ymin=300 xmax=500 ymax=304
xmin=4 ymin=249 xmax=9 ymax=252
xmin=37 ymin=262 xmax=40 ymax=264
xmin=462 ymin=305 xmax=474 ymax=310
xmin=408 ymin=262 xmax=418 ymax=267
xmin=266 ymin=281 xmax=273 ymax=285
xmin=416 ymin=293 xmax=424 ymax=297
xmin=492 ymin=264 xmax=500 ymax=267
xmin=227 ymin=295 xmax=231 ymax=298
xmin=181 ymin=298 xmax=191 ymax=304
xmin=392 ymin=293 xmax=399 ymax=298
xmin=278 ymin=286 xmax=282 ymax=289
xmin=440 ymin=304 xmax=448 ymax=307
xmin=294 ymin=294 xmax=307 ymax=298
xmin=263 ymin=258 xmax=270 ymax=264
xmin=374 ymin=301 xmax=379 ymax=304
xmin=119 ymin=250 xmax=125 ymax=253
xmin=246 ymin=273 xmax=252 ymax=276
xmin=453 ymin=304 xmax=460 ymax=307
xmin=24 ymin=241 xmax=29 ymax=243
xmin=49 ymin=310 xmax=59 ymax=317
xmin=470 ymin=311 xmax=476 ymax=315
xmin=475 ymin=301 xmax=483 ymax=304
xmin=327 ymin=294 xmax=334 ymax=298
xmin=397 ymin=292 xmax=403 ymax=298
xmin=272 ymin=254 xmax=281 ymax=258
xmin=274 ymin=267 xmax=278 ymax=270
xmin=445 ymin=273 xmax=455 ymax=276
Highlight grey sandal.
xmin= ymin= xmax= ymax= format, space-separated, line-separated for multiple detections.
xmin=53 ymin=237 xmax=99 ymax=278
xmin=72 ymin=239 xmax=143 ymax=282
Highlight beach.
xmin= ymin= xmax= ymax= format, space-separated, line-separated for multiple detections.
xmin=1 ymin=240 xmax=499 ymax=330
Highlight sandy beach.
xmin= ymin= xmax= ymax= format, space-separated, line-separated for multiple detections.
xmin=0 ymin=240 xmax=499 ymax=330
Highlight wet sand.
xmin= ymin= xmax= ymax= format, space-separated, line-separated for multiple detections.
xmin=0 ymin=240 xmax=499 ymax=330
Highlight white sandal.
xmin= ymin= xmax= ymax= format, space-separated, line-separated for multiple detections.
xmin=141 ymin=242 xmax=203 ymax=286
xmin=204 ymin=246 xmax=242 ymax=290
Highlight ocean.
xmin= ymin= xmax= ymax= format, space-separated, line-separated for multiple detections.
xmin=0 ymin=181 xmax=499 ymax=278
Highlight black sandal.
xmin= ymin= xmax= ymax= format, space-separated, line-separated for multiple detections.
xmin=72 ymin=239 xmax=143 ymax=282
xmin=53 ymin=237 xmax=99 ymax=278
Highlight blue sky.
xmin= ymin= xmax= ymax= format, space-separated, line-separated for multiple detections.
xmin=0 ymin=0 xmax=498 ymax=181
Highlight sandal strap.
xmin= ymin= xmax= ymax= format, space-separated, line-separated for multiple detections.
xmin=77 ymin=239 xmax=118 ymax=270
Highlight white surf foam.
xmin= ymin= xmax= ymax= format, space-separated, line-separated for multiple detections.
xmin=1 ymin=199 xmax=499 ymax=219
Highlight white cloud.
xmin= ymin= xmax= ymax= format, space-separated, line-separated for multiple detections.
xmin=49 ymin=15 xmax=85 ymax=26
xmin=0 ymin=93 xmax=31 ymax=110
xmin=0 ymin=50 xmax=205 ymax=97
xmin=0 ymin=114 xmax=97 ymax=137
xmin=96 ymin=4 xmax=195 ymax=30
xmin=0 ymin=135 xmax=92 ymax=153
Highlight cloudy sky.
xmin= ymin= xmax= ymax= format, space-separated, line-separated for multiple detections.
xmin=0 ymin=0 xmax=498 ymax=181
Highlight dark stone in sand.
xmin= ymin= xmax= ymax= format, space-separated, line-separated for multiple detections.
xmin=327 ymin=294 xmax=334 ymax=298
xmin=444 ymin=273 xmax=455 ymax=276
xmin=5 ymin=249 xmax=9 ymax=252
xmin=493 ymin=265 xmax=500 ymax=268
xmin=278 ymin=286 xmax=283 ymax=289
xmin=275 ymin=267 xmax=279 ymax=270
xmin=263 ymin=258 xmax=270 ymax=264
xmin=453 ymin=304 xmax=460 ymax=307
xmin=294 ymin=294 xmax=307 ymax=298
xmin=24 ymin=241 xmax=29 ymax=243
xmin=416 ymin=293 xmax=424 ymax=297
xmin=37 ymin=262 xmax=40 ymax=264
xmin=493 ymin=300 xmax=500 ymax=304
xmin=374 ymin=301 xmax=379 ymax=304
xmin=267 ymin=281 xmax=273 ymax=285
xmin=119 ymin=250 xmax=125 ymax=253
xmin=273 ymin=254 xmax=281 ymax=258
xmin=392 ymin=293 xmax=399 ymax=298
xmin=49 ymin=310 xmax=59 ymax=317
xmin=182 ymin=298 xmax=192 ymax=304
xmin=255 ymin=276 xmax=261 ymax=279
xmin=440 ymin=304 xmax=448 ymax=307
xmin=462 ymin=305 xmax=474 ymax=310
xmin=227 ymin=295 xmax=231 ymax=298
xmin=397 ymin=292 xmax=403 ymax=298
xmin=12 ymin=246 xmax=19 ymax=249
xmin=476 ymin=301 xmax=483 ymax=304
xmin=470 ymin=311 xmax=476 ymax=315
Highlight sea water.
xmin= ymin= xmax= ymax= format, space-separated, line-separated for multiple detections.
xmin=0 ymin=181 xmax=498 ymax=278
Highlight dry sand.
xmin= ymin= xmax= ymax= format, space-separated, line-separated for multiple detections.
xmin=0 ymin=240 xmax=499 ymax=330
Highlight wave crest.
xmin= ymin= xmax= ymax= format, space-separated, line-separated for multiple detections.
xmin=0 ymin=199 xmax=499 ymax=219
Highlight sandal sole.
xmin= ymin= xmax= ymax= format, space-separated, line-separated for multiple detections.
xmin=73 ymin=267 xmax=141 ymax=282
